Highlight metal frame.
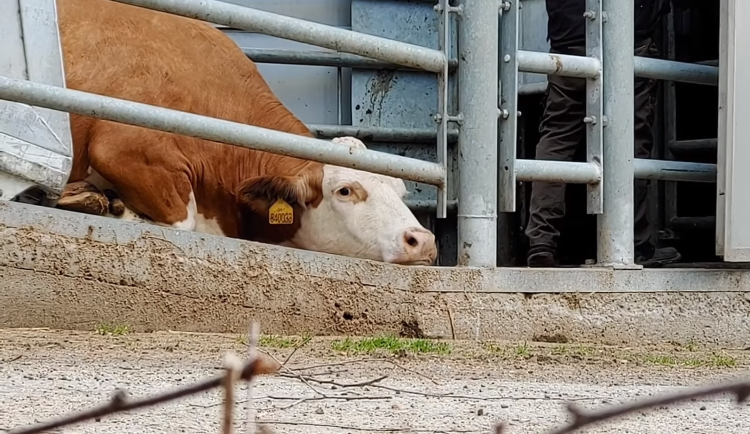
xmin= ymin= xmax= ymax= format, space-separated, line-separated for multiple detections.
xmin=716 ymin=0 xmax=750 ymax=261
xmin=584 ymin=0 xmax=604 ymax=214
xmin=496 ymin=0 xmax=722 ymax=267
xmin=454 ymin=0 xmax=498 ymax=266
xmin=0 ymin=0 xmax=73 ymax=201
xmin=498 ymin=0 xmax=519 ymax=212
xmin=0 ymin=0 xmax=730 ymax=269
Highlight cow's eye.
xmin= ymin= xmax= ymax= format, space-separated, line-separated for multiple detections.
xmin=338 ymin=187 xmax=351 ymax=197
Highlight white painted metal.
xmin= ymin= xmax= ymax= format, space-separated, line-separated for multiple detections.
xmin=716 ymin=0 xmax=750 ymax=261
xmin=0 ymin=0 xmax=73 ymax=201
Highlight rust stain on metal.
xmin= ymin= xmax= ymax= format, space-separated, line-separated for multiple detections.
xmin=551 ymin=55 xmax=564 ymax=73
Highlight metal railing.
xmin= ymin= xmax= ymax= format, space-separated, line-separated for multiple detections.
xmin=498 ymin=0 xmax=719 ymax=268
xmin=0 ymin=0 xmax=722 ymax=269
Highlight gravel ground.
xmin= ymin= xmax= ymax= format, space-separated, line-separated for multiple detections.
xmin=0 ymin=329 xmax=749 ymax=434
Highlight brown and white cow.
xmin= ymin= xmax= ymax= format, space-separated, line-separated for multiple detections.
xmin=53 ymin=0 xmax=437 ymax=265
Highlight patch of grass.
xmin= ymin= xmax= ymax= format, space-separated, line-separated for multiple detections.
xmin=514 ymin=341 xmax=531 ymax=358
xmin=640 ymin=351 xmax=737 ymax=368
xmin=482 ymin=342 xmax=507 ymax=355
xmin=642 ymin=354 xmax=678 ymax=366
xmin=707 ymin=351 xmax=737 ymax=367
xmin=552 ymin=344 xmax=569 ymax=356
xmin=574 ymin=344 xmax=594 ymax=357
xmin=331 ymin=335 xmax=450 ymax=355
xmin=95 ymin=323 xmax=130 ymax=336
xmin=236 ymin=333 xmax=312 ymax=348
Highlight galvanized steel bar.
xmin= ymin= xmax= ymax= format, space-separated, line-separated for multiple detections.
xmin=110 ymin=0 xmax=447 ymax=73
xmin=307 ymin=124 xmax=459 ymax=143
xmin=585 ymin=0 xmax=604 ymax=214
xmin=669 ymin=138 xmax=717 ymax=153
xmin=634 ymin=159 xmax=716 ymax=183
xmin=498 ymin=0 xmax=520 ymax=212
xmin=634 ymin=56 xmax=718 ymax=86
xmin=515 ymin=160 xmax=602 ymax=184
xmin=242 ymin=48 xmax=459 ymax=71
xmin=517 ymin=50 xmax=601 ymax=78
xmin=455 ymin=0 xmax=498 ymax=267
xmin=518 ymin=82 xmax=547 ymax=96
xmin=517 ymin=50 xmax=717 ymax=86
xmin=434 ymin=0 xmax=454 ymax=219
xmin=514 ymin=158 xmax=714 ymax=184
xmin=405 ymin=199 xmax=458 ymax=213
xmin=598 ymin=0 xmax=635 ymax=268
xmin=0 ymin=75 xmax=446 ymax=185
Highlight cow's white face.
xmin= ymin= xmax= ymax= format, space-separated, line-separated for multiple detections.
xmin=289 ymin=138 xmax=437 ymax=265
xmin=236 ymin=137 xmax=437 ymax=265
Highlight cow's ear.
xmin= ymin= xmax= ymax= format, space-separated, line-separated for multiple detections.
xmin=237 ymin=175 xmax=305 ymax=214
xmin=235 ymin=175 xmax=310 ymax=242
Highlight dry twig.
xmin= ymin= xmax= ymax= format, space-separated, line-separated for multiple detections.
xmin=245 ymin=322 xmax=261 ymax=434
xmin=223 ymin=352 xmax=245 ymax=434
xmin=257 ymin=420 xmax=480 ymax=433
xmin=544 ymin=378 xmax=750 ymax=434
xmin=6 ymin=336 xmax=279 ymax=434
xmin=291 ymin=358 xmax=441 ymax=385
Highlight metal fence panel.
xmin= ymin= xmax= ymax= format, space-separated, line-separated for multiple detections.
xmin=717 ymin=0 xmax=750 ymax=261
xmin=0 ymin=0 xmax=73 ymax=200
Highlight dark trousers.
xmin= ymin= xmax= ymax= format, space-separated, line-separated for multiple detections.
xmin=525 ymin=39 xmax=660 ymax=258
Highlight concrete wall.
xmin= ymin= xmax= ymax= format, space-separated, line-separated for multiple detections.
xmin=0 ymin=201 xmax=748 ymax=348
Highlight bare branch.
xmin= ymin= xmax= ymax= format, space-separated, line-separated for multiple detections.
xmin=258 ymin=420 xmax=480 ymax=433
xmin=223 ymin=352 xmax=244 ymax=434
xmin=245 ymin=322 xmax=261 ymax=434
xmin=285 ymin=373 xmax=602 ymax=402
xmin=7 ymin=341 xmax=280 ymax=434
xmin=291 ymin=358 xmax=441 ymax=385
xmin=544 ymin=378 xmax=750 ymax=434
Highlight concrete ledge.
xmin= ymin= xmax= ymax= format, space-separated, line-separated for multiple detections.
xmin=0 ymin=201 xmax=749 ymax=347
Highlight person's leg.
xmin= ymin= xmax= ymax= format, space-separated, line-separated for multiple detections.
xmin=632 ymin=38 xmax=681 ymax=266
xmin=525 ymin=48 xmax=587 ymax=267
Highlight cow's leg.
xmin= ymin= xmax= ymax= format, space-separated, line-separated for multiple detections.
xmin=86 ymin=124 xmax=197 ymax=231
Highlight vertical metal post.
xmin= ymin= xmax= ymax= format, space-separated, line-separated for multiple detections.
xmin=498 ymin=0 xmax=519 ymax=212
xmin=585 ymin=0 xmax=604 ymax=214
xmin=597 ymin=0 xmax=637 ymax=267
xmin=662 ymin=9 xmax=679 ymax=233
xmin=456 ymin=0 xmax=499 ymax=267
xmin=434 ymin=0 xmax=453 ymax=219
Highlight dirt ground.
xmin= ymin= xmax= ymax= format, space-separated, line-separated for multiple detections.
xmin=1 ymin=328 xmax=749 ymax=434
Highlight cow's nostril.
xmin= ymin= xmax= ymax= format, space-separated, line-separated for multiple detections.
xmin=405 ymin=234 xmax=419 ymax=247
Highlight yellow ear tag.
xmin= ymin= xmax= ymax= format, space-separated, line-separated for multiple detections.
xmin=268 ymin=198 xmax=293 ymax=225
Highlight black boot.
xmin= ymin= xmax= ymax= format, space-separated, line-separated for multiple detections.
xmin=527 ymin=245 xmax=558 ymax=267
xmin=636 ymin=246 xmax=682 ymax=268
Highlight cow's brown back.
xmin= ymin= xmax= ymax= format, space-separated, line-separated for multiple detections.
xmin=57 ymin=0 xmax=316 ymax=182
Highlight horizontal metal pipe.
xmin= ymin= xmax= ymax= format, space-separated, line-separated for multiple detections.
xmin=308 ymin=124 xmax=458 ymax=144
xmin=517 ymin=50 xmax=601 ymax=79
xmin=110 ymin=0 xmax=447 ymax=73
xmin=669 ymin=216 xmax=715 ymax=232
xmin=243 ymin=48 xmax=459 ymax=71
xmin=515 ymin=159 xmax=715 ymax=184
xmin=405 ymin=199 xmax=458 ymax=213
xmin=634 ymin=56 xmax=718 ymax=86
xmin=518 ymin=50 xmax=718 ymax=86
xmin=0 ymin=75 xmax=445 ymax=186
xmin=634 ymin=159 xmax=715 ymax=183
xmin=518 ymin=82 xmax=548 ymax=96
xmin=515 ymin=160 xmax=602 ymax=184
xmin=669 ymin=138 xmax=717 ymax=153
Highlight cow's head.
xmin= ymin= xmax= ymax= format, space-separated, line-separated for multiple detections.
xmin=236 ymin=137 xmax=437 ymax=265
